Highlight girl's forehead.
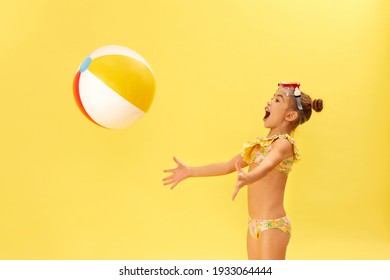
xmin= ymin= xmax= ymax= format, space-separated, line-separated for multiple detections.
xmin=275 ymin=88 xmax=288 ymax=96
xmin=276 ymin=87 xmax=294 ymax=96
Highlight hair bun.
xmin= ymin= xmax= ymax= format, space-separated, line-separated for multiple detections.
xmin=312 ymin=99 xmax=323 ymax=112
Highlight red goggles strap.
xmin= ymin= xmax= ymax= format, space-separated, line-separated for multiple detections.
xmin=278 ymin=82 xmax=300 ymax=88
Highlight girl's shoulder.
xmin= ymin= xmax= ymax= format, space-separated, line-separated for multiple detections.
xmin=270 ymin=134 xmax=301 ymax=161
xmin=261 ymin=134 xmax=301 ymax=161
xmin=241 ymin=134 xmax=301 ymax=162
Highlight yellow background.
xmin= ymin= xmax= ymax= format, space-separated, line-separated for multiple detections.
xmin=0 ymin=0 xmax=389 ymax=259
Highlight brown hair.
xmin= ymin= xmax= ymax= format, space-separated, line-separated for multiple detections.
xmin=280 ymin=87 xmax=323 ymax=128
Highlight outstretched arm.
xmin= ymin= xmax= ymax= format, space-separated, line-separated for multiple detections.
xmin=163 ymin=154 xmax=248 ymax=189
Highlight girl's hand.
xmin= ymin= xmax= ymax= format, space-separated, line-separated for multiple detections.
xmin=163 ymin=157 xmax=191 ymax=189
xmin=232 ymin=161 xmax=250 ymax=201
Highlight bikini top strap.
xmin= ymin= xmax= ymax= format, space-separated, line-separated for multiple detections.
xmin=270 ymin=134 xmax=301 ymax=161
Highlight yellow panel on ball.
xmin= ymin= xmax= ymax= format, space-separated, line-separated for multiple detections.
xmin=88 ymin=54 xmax=156 ymax=113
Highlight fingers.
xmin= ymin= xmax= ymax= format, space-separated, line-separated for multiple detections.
xmin=163 ymin=157 xmax=182 ymax=173
xmin=163 ymin=169 xmax=174 ymax=173
xmin=232 ymin=186 xmax=239 ymax=201
xmin=162 ymin=174 xmax=180 ymax=188
xmin=163 ymin=156 xmax=181 ymax=173
xmin=162 ymin=174 xmax=175 ymax=185
xmin=163 ymin=178 xmax=176 ymax=186
xmin=163 ymin=179 xmax=173 ymax=186
xmin=170 ymin=182 xmax=178 ymax=190
xmin=173 ymin=156 xmax=181 ymax=165
xmin=163 ymin=175 xmax=174 ymax=181
xmin=163 ymin=157 xmax=179 ymax=188
xmin=163 ymin=174 xmax=175 ymax=181
xmin=162 ymin=171 xmax=175 ymax=187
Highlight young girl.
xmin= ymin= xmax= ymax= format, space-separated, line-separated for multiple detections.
xmin=163 ymin=82 xmax=323 ymax=260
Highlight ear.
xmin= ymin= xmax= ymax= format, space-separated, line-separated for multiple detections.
xmin=286 ymin=111 xmax=299 ymax=122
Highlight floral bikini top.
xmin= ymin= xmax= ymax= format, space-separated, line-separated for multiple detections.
xmin=241 ymin=134 xmax=301 ymax=174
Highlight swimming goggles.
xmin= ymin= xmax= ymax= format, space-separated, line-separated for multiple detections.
xmin=278 ymin=82 xmax=303 ymax=111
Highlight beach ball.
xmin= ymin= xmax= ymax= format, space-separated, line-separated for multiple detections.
xmin=73 ymin=45 xmax=156 ymax=129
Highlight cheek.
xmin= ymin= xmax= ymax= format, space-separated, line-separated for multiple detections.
xmin=272 ymin=105 xmax=289 ymax=120
xmin=274 ymin=103 xmax=287 ymax=113
xmin=280 ymin=103 xmax=291 ymax=113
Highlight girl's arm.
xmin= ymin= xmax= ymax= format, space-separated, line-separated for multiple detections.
xmin=232 ymin=138 xmax=293 ymax=200
xmin=163 ymin=154 xmax=248 ymax=189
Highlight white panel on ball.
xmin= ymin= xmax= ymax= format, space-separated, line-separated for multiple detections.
xmin=78 ymin=70 xmax=145 ymax=129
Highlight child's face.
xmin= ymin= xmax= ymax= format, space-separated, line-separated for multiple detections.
xmin=263 ymin=88 xmax=293 ymax=129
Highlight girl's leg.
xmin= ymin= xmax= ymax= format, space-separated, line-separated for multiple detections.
xmin=259 ymin=229 xmax=290 ymax=260
xmin=247 ymin=230 xmax=262 ymax=260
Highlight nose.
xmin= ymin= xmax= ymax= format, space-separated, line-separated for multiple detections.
xmin=267 ymin=100 xmax=272 ymax=106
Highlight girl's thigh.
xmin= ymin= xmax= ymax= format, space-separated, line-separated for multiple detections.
xmin=259 ymin=229 xmax=290 ymax=260
xmin=247 ymin=230 xmax=262 ymax=260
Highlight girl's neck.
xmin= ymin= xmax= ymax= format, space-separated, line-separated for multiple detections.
xmin=267 ymin=128 xmax=292 ymax=138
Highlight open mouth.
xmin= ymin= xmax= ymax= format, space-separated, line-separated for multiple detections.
xmin=263 ymin=108 xmax=271 ymax=120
